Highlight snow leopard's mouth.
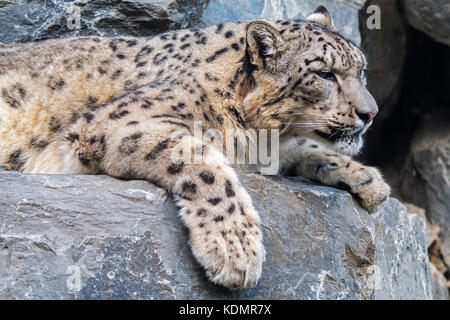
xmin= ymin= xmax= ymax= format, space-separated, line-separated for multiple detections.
xmin=314 ymin=127 xmax=365 ymax=156
xmin=314 ymin=127 xmax=363 ymax=143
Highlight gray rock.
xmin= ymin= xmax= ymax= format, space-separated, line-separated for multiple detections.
xmin=0 ymin=0 xmax=207 ymax=44
xmin=201 ymin=0 xmax=364 ymax=45
xmin=371 ymin=201 xmax=431 ymax=299
xmin=0 ymin=0 xmax=363 ymax=45
xmin=430 ymin=263 xmax=450 ymax=300
xmin=0 ymin=169 xmax=432 ymax=299
xmin=401 ymin=112 xmax=450 ymax=268
xmin=403 ymin=203 xmax=441 ymax=251
xmin=402 ymin=0 xmax=450 ymax=47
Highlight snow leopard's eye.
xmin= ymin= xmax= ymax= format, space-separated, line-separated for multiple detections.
xmin=316 ymin=71 xmax=336 ymax=82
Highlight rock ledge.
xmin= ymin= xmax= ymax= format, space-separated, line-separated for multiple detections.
xmin=0 ymin=170 xmax=432 ymax=299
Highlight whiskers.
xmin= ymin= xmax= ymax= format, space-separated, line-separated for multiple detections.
xmin=279 ymin=121 xmax=328 ymax=134
xmin=289 ymin=121 xmax=327 ymax=128
xmin=326 ymin=129 xmax=340 ymax=141
xmin=275 ymin=111 xmax=327 ymax=119
xmin=275 ymin=111 xmax=328 ymax=133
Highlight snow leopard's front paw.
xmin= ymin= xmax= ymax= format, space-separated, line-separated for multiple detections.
xmin=347 ymin=165 xmax=391 ymax=213
xmin=315 ymin=154 xmax=390 ymax=213
xmin=334 ymin=162 xmax=390 ymax=213
xmin=185 ymin=183 xmax=265 ymax=290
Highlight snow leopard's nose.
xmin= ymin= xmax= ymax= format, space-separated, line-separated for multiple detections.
xmin=356 ymin=110 xmax=377 ymax=124
xmin=367 ymin=111 xmax=377 ymax=123
xmin=342 ymin=77 xmax=379 ymax=124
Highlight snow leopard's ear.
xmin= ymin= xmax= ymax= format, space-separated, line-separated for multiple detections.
xmin=246 ymin=21 xmax=285 ymax=69
xmin=307 ymin=6 xmax=335 ymax=30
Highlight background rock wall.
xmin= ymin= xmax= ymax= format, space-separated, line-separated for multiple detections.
xmin=0 ymin=0 xmax=364 ymax=45
xmin=0 ymin=0 xmax=449 ymax=299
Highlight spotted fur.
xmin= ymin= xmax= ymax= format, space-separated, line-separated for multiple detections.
xmin=0 ymin=7 xmax=389 ymax=289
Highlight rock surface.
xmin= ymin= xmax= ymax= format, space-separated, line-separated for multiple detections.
xmin=201 ymin=0 xmax=364 ymax=45
xmin=0 ymin=0 xmax=364 ymax=45
xmin=430 ymin=264 xmax=450 ymax=300
xmin=400 ymin=112 xmax=450 ymax=269
xmin=402 ymin=0 xmax=450 ymax=47
xmin=0 ymin=169 xmax=432 ymax=299
xmin=0 ymin=0 xmax=207 ymax=43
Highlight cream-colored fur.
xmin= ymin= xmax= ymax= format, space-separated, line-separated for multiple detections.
xmin=0 ymin=7 xmax=389 ymax=289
